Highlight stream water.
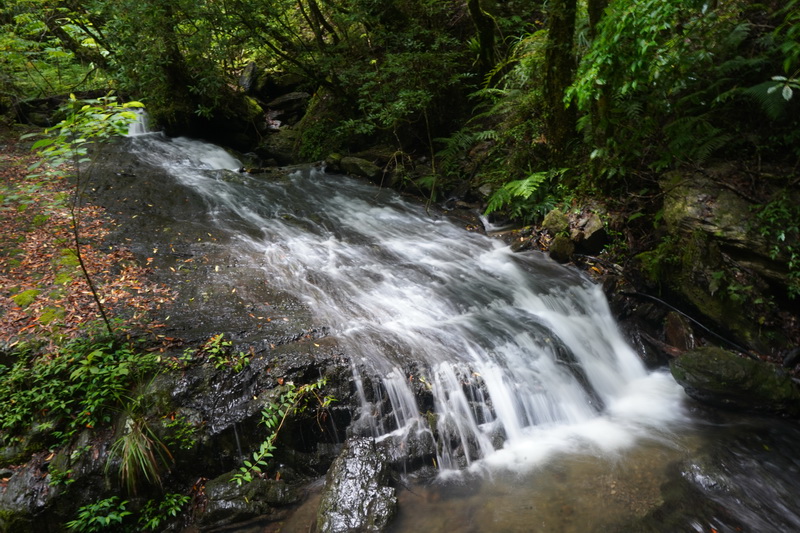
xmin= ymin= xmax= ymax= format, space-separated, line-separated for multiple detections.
xmin=125 ymin=132 xmax=800 ymax=532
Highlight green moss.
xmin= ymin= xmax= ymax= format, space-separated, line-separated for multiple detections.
xmin=58 ymin=248 xmax=80 ymax=267
xmin=39 ymin=307 xmax=65 ymax=325
xmin=54 ymin=272 xmax=73 ymax=285
xmin=32 ymin=214 xmax=50 ymax=227
xmin=0 ymin=509 xmax=34 ymax=533
xmin=541 ymin=208 xmax=569 ymax=235
xmin=11 ymin=289 xmax=41 ymax=308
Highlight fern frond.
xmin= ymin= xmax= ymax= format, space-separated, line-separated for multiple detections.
xmin=743 ymin=81 xmax=791 ymax=120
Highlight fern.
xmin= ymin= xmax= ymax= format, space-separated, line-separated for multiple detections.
xmin=485 ymin=168 xmax=567 ymax=224
xmin=743 ymin=81 xmax=792 ymax=120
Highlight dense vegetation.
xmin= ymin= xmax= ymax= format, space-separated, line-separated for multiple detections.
xmin=1 ymin=1 xmax=800 ymax=529
xmin=2 ymin=1 xmax=797 ymax=181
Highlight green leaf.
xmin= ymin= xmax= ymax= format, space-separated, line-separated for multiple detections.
xmin=32 ymin=138 xmax=55 ymax=150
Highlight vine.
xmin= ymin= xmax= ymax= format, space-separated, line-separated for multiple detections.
xmin=232 ymin=377 xmax=334 ymax=485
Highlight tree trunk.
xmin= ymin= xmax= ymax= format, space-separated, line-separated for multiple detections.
xmin=544 ymin=0 xmax=577 ymax=159
xmin=467 ymin=0 xmax=495 ymax=78
xmin=587 ymin=0 xmax=611 ymax=149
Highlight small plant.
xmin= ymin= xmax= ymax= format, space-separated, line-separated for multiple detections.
xmin=106 ymin=415 xmax=173 ymax=494
xmin=200 ymin=333 xmax=250 ymax=372
xmin=138 ymin=493 xmax=190 ymax=531
xmin=162 ymin=412 xmax=198 ymax=451
xmin=232 ymin=377 xmax=334 ymax=485
xmin=0 ymin=335 xmax=160 ymax=445
xmin=24 ymin=94 xmax=144 ymax=336
xmin=65 ymin=493 xmax=189 ymax=532
xmin=754 ymin=194 xmax=800 ymax=299
xmin=65 ymin=496 xmax=132 ymax=532
xmin=48 ymin=466 xmax=75 ymax=487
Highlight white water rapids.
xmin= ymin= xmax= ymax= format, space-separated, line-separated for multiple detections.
xmin=115 ymin=127 xmax=800 ymax=532
xmin=128 ymin=132 xmax=689 ymax=473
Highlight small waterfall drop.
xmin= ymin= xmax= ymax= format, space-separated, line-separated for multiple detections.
xmin=128 ymin=134 xmax=688 ymax=471
xmin=126 ymin=108 xmax=150 ymax=136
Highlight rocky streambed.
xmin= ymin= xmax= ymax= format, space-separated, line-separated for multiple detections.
xmin=3 ymin=134 xmax=800 ymax=533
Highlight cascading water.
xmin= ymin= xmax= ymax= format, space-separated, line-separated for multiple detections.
xmin=126 ymin=132 xmax=688 ymax=474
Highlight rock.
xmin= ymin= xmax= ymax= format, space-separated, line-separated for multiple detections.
xmin=339 ymin=156 xmax=382 ymax=181
xmin=571 ymin=212 xmax=607 ymax=253
xmin=317 ymin=437 xmax=397 ymax=533
xmin=542 ymin=208 xmax=569 ymax=235
xmin=670 ymin=346 xmax=800 ymax=416
xmin=257 ymin=126 xmax=299 ymax=165
xmin=197 ymin=471 xmax=301 ymax=529
xmin=549 ymin=234 xmax=575 ymax=263
xmin=239 ymin=61 xmax=259 ymax=93
xmin=661 ymin=171 xmax=789 ymax=285
xmin=265 ymin=92 xmax=311 ymax=126
xmin=664 ymin=312 xmax=695 ymax=353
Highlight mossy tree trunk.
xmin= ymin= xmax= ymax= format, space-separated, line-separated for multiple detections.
xmin=544 ymin=0 xmax=577 ymax=159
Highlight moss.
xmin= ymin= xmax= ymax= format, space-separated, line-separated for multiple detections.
xmin=541 ymin=208 xmax=569 ymax=235
xmin=0 ymin=509 xmax=34 ymax=533
xmin=38 ymin=307 xmax=65 ymax=325
xmin=11 ymin=289 xmax=41 ymax=308
xmin=54 ymin=272 xmax=73 ymax=285
xmin=670 ymin=347 xmax=800 ymax=416
xmin=58 ymin=248 xmax=80 ymax=267
xmin=32 ymin=214 xmax=50 ymax=227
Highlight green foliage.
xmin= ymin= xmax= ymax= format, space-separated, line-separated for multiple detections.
xmin=0 ymin=0 xmax=110 ymax=102
xmin=566 ymin=0 xmax=787 ymax=177
xmin=754 ymin=193 xmax=800 ymax=299
xmin=162 ymin=413 xmax=198 ymax=451
xmin=232 ymin=377 xmax=334 ymax=485
xmin=107 ymin=415 xmax=173 ymax=495
xmin=26 ymin=94 xmax=143 ymax=173
xmin=65 ymin=493 xmax=189 ymax=532
xmin=195 ymin=333 xmax=250 ymax=372
xmin=137 ymin=493 xmax=190 ymax=531
xmin=484 ymin=169 xmax=567 ymax=224
xmin=0 ymin=335 xmax=159 ymax=445
xmin=66 ymin=497 xmax=132 ymax=532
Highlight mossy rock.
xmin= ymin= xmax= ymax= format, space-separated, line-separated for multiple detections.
xmin=549 ymin=234 xmax=574 ymax=263
xmin=670 ymin=346 xmax=800 ymax=416
xmin=542 ymin=208 xmax=569 ymax=235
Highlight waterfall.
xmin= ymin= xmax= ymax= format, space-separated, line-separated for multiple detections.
xmin=126 ymin=108 xmax=150 ymax=136
xmin=128 ymin=134 xmax=688 ymax=472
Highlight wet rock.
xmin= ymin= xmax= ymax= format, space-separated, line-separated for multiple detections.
xmin=197 ymin=471 xmax=301 ymax=529
xmin=670 ymin=346 xmax=800 ymax=416
xmin=653 ymin=169 xmax=797 ymax=352
xmin=664 ymin=312 xmax=695 ymax=353
xmin=339 ymin=156 xmax=382 ymax=181
xmin=549 ymin=234 xmax=575 ymax=263
xmin=257 ymin=126 xmax=299 ymax=165
xmin=265 ymin=92 xmax=311 ymax=126
xmin=317 ymin=437 xmax=397 ymax=533
xmin=571 ymin=212 xmax=607 ymax=254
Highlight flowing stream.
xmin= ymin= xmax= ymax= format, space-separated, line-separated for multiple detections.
xmin=124 ymin=131 xmax=800 ymax=532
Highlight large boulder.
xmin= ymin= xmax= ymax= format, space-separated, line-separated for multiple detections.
xmin=317 ymin=437 xmax=397 ymax=533
xmin=670 ymin=346 xmax=800 ymax=416
xmin=635 ymin=168 xmax=798 ymax=352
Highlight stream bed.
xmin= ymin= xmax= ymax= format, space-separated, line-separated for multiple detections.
xmin=88 ymin=132 xmax=800 ymax=532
